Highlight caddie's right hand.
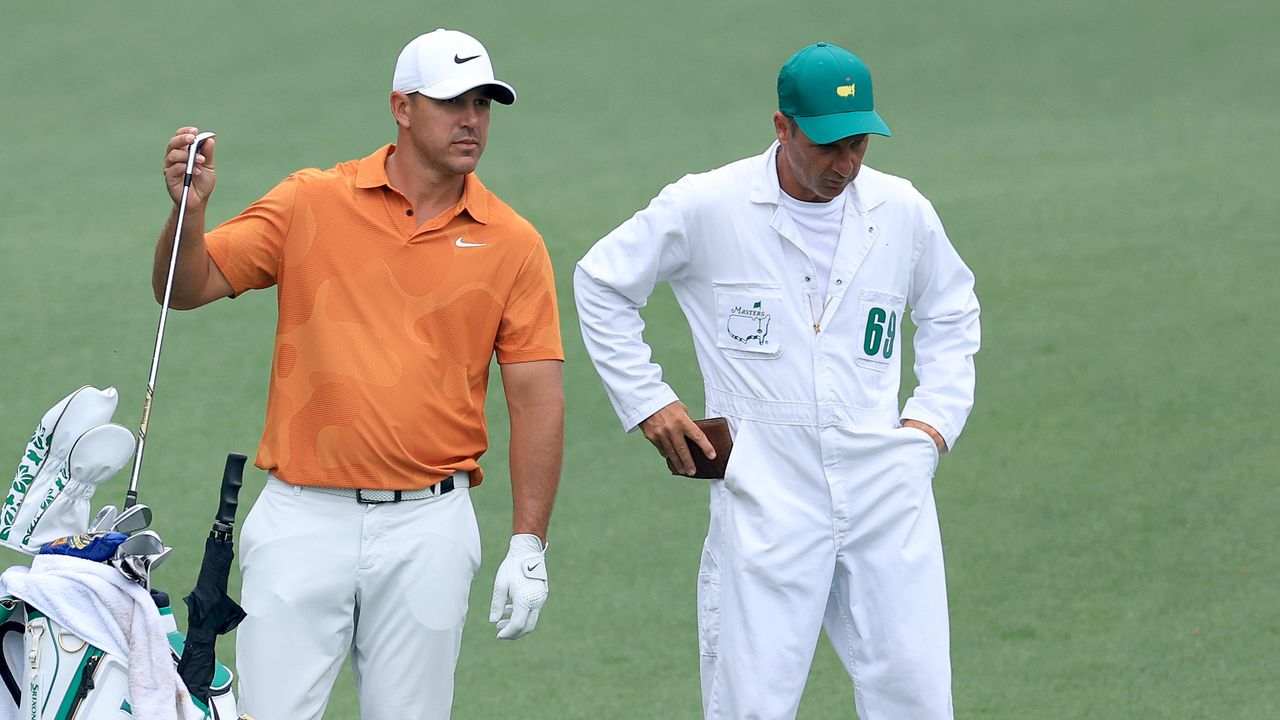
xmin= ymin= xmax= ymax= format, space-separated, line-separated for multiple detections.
xmin=639 ymin=400 xmax=716 ymax=476
xmin=162 ymin=126 xmax=216 ymax=208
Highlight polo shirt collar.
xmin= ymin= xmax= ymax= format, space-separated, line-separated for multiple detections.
xmin=356 ymin=144 xmax=491 ymax=225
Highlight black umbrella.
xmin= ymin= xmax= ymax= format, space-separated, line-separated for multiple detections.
xmin=177 ymin=453 xmax=249 ymax=705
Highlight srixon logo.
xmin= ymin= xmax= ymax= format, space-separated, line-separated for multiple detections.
xmin=727 ymin=302 xmax=771 ymax=345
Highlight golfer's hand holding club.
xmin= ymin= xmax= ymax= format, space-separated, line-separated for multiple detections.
xmin=164 ymin=127 xmax=216 ymax=208
xmin=489 ymin=533 xmax=548 ymax=639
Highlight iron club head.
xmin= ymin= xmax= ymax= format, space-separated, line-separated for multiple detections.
xmin=114 ymin=530 xmax=165 ymax=559
xmin=108 ymin=504 xmax=153 ymax=536
xmin=89 ymin=505 xmax=118 ymax=533
xmin=144 ymin=546 xmax=173 ymax=574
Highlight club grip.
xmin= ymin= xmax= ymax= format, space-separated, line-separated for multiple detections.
xmin=215 ymin=453 xmax=247 ymax=529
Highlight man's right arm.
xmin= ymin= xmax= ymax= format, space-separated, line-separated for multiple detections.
xmin=573 ymin=179 xmax=716 ymax=473
xmin=153 ymin=127 xmax=234 ymax=310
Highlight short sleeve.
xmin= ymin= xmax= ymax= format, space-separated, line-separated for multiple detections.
xmin=205 ymin=174 xmax=299 ymax=294
xmin=495 ymin=239 xmax=564 ymax=364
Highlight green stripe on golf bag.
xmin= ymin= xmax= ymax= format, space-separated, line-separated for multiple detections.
xmin=0 ymin=597 xmax=238 ymax=719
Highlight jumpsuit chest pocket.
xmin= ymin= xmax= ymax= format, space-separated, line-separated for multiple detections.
xmin=855 ymin=289 xmax=906 ymax=371
xmin=713 ymin=282 xmax=783 ymax=359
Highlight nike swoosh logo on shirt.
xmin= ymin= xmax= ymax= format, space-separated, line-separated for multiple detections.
xmin=455 ymin=238 xmax=486 ymax=248
xmin=454 ymin=54 xmax=481 ymax=64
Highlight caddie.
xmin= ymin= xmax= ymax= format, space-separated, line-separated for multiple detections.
xmin=150 ymin=29 xmax=564 ymax=720
xmin=574 ymin=42 xmax=981 ymax=718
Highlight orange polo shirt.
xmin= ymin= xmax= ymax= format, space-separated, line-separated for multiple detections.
xmin=205 ymin=145 xmax=563 ymax=490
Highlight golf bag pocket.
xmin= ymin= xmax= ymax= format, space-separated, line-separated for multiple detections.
xmin=14 ymin=609 xmax=128 ymax=719
xmin=0 ymin=598 xmax=237 ymax=719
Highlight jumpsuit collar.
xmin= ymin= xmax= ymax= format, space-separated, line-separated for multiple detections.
xmin=750 ymin=141 xmax=886 ymax=214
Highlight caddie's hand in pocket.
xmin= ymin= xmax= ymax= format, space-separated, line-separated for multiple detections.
xmin=640 ymin=400 xmax=717 ymax=475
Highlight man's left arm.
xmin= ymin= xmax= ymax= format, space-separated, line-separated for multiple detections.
xmin=489 ymin=359 xmax=564 ymax=639
xmin=502 ymin=359 xmax=564 ymax=541
xmin=901 ymin=196 xmax=982 ymax=453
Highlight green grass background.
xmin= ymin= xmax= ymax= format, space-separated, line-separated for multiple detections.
xmin=2 ymin=1 xmax=1277 ymax=717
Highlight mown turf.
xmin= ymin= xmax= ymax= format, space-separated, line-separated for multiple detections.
xmin=2 ymin=1 xmax=1276 ymax=717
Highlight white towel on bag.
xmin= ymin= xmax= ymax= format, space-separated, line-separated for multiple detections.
xmin=0 ymin=555 xmax=202 ymax=720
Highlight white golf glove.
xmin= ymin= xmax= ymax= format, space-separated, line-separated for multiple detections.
xmin=489 ymin=533 xmax=548 ymax=640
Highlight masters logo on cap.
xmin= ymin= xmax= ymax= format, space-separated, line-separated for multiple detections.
xmin=777 ymin=42 xmax=891 ymax=144
xmin=393 ymin=28 xmax=517 ymax=105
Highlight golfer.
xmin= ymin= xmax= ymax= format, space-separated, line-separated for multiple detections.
xmin=152 ymin=29 xmax=564 ymax=720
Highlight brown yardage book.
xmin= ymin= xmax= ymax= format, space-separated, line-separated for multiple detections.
xmin=666 ymin=417 xmax=734 ymax=479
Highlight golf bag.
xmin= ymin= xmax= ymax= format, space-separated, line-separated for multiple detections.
xmin=1 ymin=391 xmax=249 ymax=719
xmin=0 ymin=594 xmax=237 ymax=719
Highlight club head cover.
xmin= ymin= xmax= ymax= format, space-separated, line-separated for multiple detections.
xmin=2 ymin=386 xmax=85 ymax=539
xmin=38 ymin=531 xmax=130 ymax=562
xmin=1 ymin=386 xmax=119 ymax=549
xmin=22 ymin=423 xmax=136 ymax=550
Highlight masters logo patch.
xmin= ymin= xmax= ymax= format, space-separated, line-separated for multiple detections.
xmin=727 ymin=301 xmax=771 ymax=346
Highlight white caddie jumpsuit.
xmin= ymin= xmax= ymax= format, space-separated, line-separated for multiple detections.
xmin=574 ymin=143 xmax=980 ymax=720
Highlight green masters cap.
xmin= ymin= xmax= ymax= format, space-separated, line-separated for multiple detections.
xmin=778 ymin=42 xmax=891 ymax=144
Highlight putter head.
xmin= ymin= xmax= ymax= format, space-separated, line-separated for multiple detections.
xmin=108 ymin=504 xmax=153 ymax=536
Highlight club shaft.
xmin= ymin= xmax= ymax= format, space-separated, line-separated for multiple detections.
xmin=126 ymin=173 xmax=195 ymax=507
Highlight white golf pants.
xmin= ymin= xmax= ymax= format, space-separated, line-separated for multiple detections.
xmin=698 ymin=422 xmax=952 ymax=719
xmin=236 ymin=474 xmax=481 ymax=720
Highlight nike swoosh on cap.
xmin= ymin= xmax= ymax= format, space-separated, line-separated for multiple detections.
xmin=454 ymin=54 xmax=481 ymax=64
xmin=455 ymin=237 xmax=486 ymax=248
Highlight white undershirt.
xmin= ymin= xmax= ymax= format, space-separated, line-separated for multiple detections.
xmin=779 ymin=192 xmax=844 ymax=292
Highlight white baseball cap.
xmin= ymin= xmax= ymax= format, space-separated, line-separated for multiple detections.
xmin=392 ymin=29 xmax=517 ymax=105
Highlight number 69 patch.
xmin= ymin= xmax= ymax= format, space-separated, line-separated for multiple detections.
xmin=856 ymin=290 xmax=906 ymax=371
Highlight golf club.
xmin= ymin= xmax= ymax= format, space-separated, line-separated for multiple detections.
xmin=114 ymin=530 xmax=165 ymax=559
xmin=107 ymin=503 xmax=153 ymax=536
xmin=89 ymin=504 xmax=118 ymax=533
xmin=127 ymin=555 xmax=149 ymax=590
xmin=146 ymin=546 xmax=173 ymax=573
xmin=110 ymin=554 xmax=144 ymax=586
xmin=124 ymin=130 xmax=215 ymax=510
xmin=111 ymin=531 xmax=167 ymax=588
